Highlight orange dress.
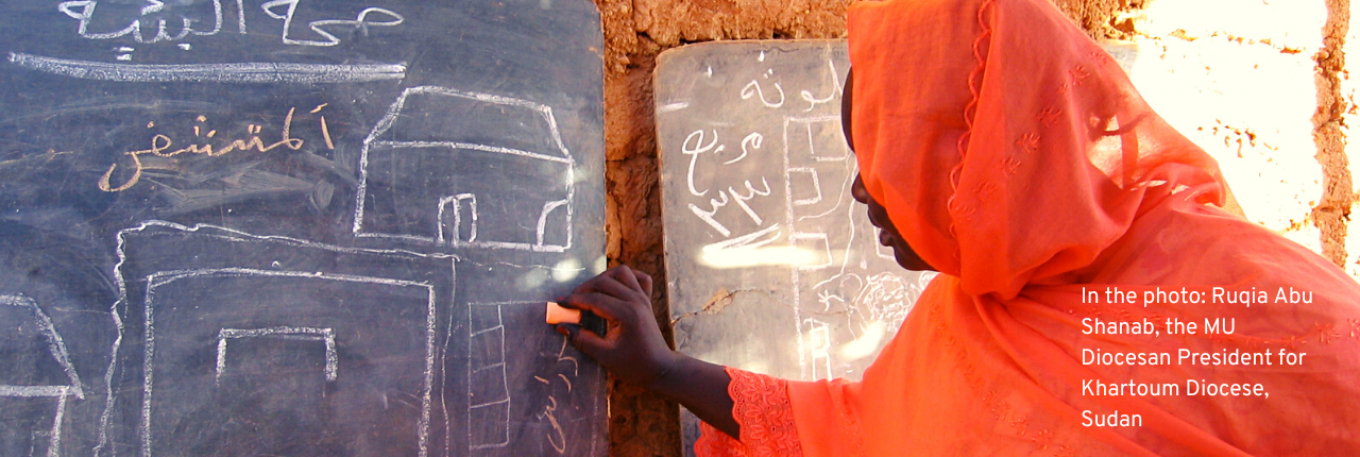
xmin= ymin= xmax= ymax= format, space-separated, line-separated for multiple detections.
xmin=696 ymin=0 xmax=1360 ymax=454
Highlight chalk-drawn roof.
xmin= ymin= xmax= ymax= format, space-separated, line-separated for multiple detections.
xmin=365 ymin=86 xmax=572 ymax=162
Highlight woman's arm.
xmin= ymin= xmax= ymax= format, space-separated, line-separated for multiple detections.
xmin=558 ymin=265 xmax=740 ymax=439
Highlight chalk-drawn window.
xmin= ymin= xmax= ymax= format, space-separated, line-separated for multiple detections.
xmin=786 ymin=168 xmax=823 ymax=207
xmin=356 ymin=86 xmax=576 ymax=253
xmin=785 ymin=116 xmax=849 ymax=162
xmin=215 ymin=327 xmax=338 ymax=384
xmin=468 ymin=303 xmax=510 ymax=450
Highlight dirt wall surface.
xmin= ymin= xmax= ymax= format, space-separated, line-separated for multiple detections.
xmin=589 ymin=0 xmax=1354 ymax=455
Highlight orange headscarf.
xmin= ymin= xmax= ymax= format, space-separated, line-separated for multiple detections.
xmin=702 ymin=0 xmax=1360 ymax=455
xmin=849 ymin=0 xmax=1231 ymax=298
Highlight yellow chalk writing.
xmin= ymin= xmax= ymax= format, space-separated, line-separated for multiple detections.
xmin=98 ymin=108 xmax=308 ymax=192
xmin=545 ymin=396 xmax=566 ymax=453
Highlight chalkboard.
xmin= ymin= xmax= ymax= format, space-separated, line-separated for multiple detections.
xmin=656 ymin=40 xmax=1139 ymax=453
xmin=0 ymin=1 xmax=606 ymax=456
xmin=654 ymin=40 xmax=936 ymax=453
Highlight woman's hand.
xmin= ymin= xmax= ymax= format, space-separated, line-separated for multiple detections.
xmin=559 ymin=265 xmax=679 ymax=389
xmin=560 ymin=264 xmax=740 ymax=439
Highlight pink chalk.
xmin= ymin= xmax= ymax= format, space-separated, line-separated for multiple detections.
xmin=545 ymin=302 xmax=582 ymax=324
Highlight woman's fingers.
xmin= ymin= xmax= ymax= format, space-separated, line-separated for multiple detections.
xmin=606 ymin=265 xmax=643 ymax=294
xmin=571 ymin=273 xmax=609 ymax=294
xmin=560 ymin=324 xmax=611 ymax=358
xmin=590 ymin=274 xmax=648 ymax=304
xmin=562 ymin=291 xmax=626 ymax=321
xmin=571 ymin=265 xmax=629 ymax=293
xmin=557 ymin=264 xmax=679 ymax=389
xmin=572 ymin=266 xmax=649 ymax=303
xmin=634 ymin=268 xmax=654 ymax=297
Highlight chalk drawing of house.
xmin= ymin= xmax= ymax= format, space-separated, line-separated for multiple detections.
xmin=103 ymin=223 xmax=457 ymax=457
xmin=781 ymin=115 xmax=924 ymax=381
xmin=0 ymin=294 xmax=83 ymax=457
xmin=355 ymin=86 xmax=576 ymax=253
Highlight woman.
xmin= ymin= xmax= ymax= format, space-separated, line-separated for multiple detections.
xmin=558 ymin=0 xmax=1360 ymax=454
